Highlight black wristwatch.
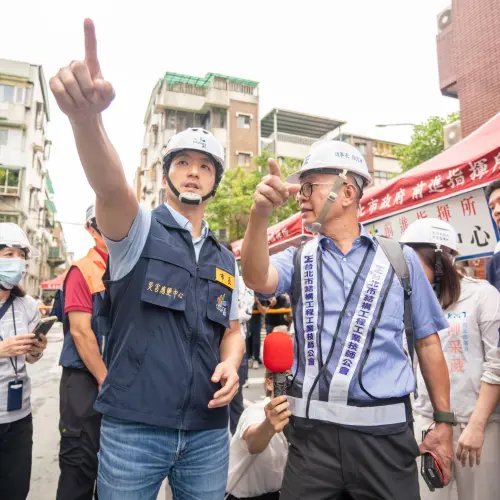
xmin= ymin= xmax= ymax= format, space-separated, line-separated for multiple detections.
xmin=433 ymin=411 xmax=457 ymax=426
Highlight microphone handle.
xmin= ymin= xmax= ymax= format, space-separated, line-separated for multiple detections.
xmin=273 ymin=372 xmax=287 ymax=398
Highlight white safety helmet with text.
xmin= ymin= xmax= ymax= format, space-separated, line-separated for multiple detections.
xmin=286 ymin=140 xmax=372 ymax=187
xmin=400 ymin=218 xmax=459 ymax=297
xmin=286 ymin=140 xmax=372 ymax=232
xmin=400 ymin=218 xmax=459 ymax=255
xmin=0 ymin=223 xmax=40 ymax=259
xmin=162 ymin=128 xmax=226 ymax=205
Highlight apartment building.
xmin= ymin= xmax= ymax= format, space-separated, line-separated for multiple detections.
xmin=135 ymin=72 xmax=259 ymax=209
xmin=333 ymin=131 xmax=404 ymax=186
xmin=260 ymin=109 xmax=404 ymax=187
xmin=0 ymin=59 xmax=67 ymax=295
xmin=260 ymin=108 xmax=345 ymax=164
xmin=437 ymin=2 xmax=500 ymax=138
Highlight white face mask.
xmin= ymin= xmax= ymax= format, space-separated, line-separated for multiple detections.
xmin=0 ymin=258 xmax=26 ymax=288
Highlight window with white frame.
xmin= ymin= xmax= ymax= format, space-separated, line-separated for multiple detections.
xmin=237 ymin=114 xmax=251 ymax=129
xmin=0 ymin=85 xmax=15 ymax=103
xmin=0 ymin=167 xmax=21 ymax=196
xmin=237 ymin=153 xmax=251 ymax=167
xmin=0 ymin=84 xmax=31 ymax=104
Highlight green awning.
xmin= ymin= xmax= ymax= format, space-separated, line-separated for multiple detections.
xmin=46 ymin=172 xmax=55 ymax=194
xmin=45 ymin=199 xmax=56 ymax=214
xmin=164 ymin=72 xmax=258 ymax=89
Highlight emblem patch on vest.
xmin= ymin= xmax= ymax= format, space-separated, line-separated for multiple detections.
xmin=215 ymin=268 xmax=235 ymax=290
xmin=216 ymin=294 xmax=228 ymax=317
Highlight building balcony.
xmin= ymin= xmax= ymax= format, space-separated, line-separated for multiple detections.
xmin=0 ymin=102 xmax=27 ymax=127
xmin=154 ymin=87 xmax=207 ymax=113
xmin=0 ymin=147 xmax=25 ymax=167
xmin=263 ymin=132 xmax=318 ymax=160
xmin=205 ymin=88 xmax=230 ymax=107
xmin=47 ymin=246 xmax=66 ymax=266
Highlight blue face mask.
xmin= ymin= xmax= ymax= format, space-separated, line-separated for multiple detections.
xmin=0 ymin=258 xmax=27 ymax=287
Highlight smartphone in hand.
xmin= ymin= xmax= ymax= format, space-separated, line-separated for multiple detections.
xmin=33 ymin=316 xmax=58 ymax=340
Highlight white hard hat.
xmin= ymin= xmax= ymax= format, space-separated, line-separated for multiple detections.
xmin=400 ymin=218 xmax=459 ymax=254
xmin=163 ymin=128 xmax=225 ymax=172
xmin=286 ymin=140 xmax=372 ymax=187
xmin=85 ymin=204 xmax=96 ymax=224
xmin=0 ymin=223 xmax=40 ymax=259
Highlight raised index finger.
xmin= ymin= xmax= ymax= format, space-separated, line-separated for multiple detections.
xmin=83 ymin=18 xmax=101 ymax=77
xmin=268 ymin=158 xmax=282 ymax=178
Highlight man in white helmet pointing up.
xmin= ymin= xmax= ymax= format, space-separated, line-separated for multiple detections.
xmin=49 ymin=18 xmax=244 ymax=500
xmin=241 ymin=140 xmax=454 ymax=499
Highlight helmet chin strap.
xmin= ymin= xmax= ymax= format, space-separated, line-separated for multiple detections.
xmin=433 ymin=247 xmax=444 ymax=297
xmin=307 ymin=170 xmax=348 ymax=233
xmin=166 ymin=175 xmax=214 ymax=206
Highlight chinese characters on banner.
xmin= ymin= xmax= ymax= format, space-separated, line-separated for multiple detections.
xmin=364 ymin=188 xmax=497 ymax=258
xmin=360 ymin=148 xmax=500 ymax=222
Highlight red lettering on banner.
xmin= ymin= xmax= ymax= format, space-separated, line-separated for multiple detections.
xmin=384 ymin=223 xmax=394 ymax=239
xmin=437 ymin=204 xmax=452 ymax=222
xmin=461 ymin=196 xmax=477 ymax=217
xmin=416 ymin=211 xmax=427 ymax=219
xmin=399 ymin=216 xmax=409 ymax=233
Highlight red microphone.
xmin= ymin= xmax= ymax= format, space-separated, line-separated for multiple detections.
xmin=263 ymin=331 xmax=294 ymax=397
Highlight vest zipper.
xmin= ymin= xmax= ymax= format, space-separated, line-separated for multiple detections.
xmin=181 ymin=264 xmax=200 ymax=427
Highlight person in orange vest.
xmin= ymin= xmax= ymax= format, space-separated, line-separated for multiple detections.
xmin=56 ymin=205 xmax=108 ymax=500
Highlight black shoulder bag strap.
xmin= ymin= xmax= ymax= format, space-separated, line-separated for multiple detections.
xmin=375 ymin=236 xmax=416 ymax=378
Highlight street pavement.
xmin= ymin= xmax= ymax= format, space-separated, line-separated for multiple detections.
xmin=27 ymin=324 xmax=267 ymax=500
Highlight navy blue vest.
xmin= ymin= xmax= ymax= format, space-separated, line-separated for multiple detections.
xmin=59 ymin=267 xmax=106 ymax=370
xmin=94 ymin=205 xmax=236 ymax=431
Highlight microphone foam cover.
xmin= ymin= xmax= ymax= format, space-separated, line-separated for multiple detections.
xmin=263 ymin=331 xmax=294 ymax=373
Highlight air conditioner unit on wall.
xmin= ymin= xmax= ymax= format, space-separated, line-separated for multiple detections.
xmin=444 ymin=120 xmax=461 ymax=149
xmin=437 ymin=7 xmax=452 ymax=33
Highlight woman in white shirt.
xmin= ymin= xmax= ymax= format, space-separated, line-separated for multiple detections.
xmin=226 ymin=370 xmax=290 ymax=500
xmin=400 ymin=218 xmax=500 ymax=500
xmin=0 ymin=223 xmax=48 ymax=500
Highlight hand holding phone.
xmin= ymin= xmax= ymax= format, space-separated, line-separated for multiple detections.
xmin=33 ymin=316 xmax=58 ymax=340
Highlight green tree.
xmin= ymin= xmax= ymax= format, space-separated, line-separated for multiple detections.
xmin=394 ymin=112 xmax=460 ymax=172
xmin=206 ymin=152 xmax=301 ymax=242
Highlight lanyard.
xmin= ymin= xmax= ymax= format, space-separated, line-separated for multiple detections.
xmin=0 ymin=297 xmax=19 ymax=378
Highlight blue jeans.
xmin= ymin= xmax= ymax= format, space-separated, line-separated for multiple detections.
xmin=97 ymin=416 xmax=229 ymax=500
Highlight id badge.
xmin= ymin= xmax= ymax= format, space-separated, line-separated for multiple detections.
xmin=7 ymin=380 xmax=23 ymax=412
